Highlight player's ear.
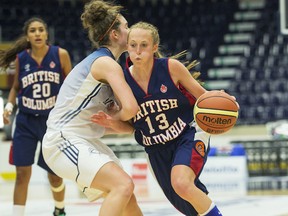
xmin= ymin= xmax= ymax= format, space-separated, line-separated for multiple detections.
xmin=45 ymin=33 xmax=48 ymax=43
xmin=111 ymin=29 xmax=118 ymax=40
xmin=153 ymin=44 xmax=158 ymax=53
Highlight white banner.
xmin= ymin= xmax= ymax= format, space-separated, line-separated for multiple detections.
xmin=201 ymin=156 xmax=248 ymax=195
xmin=121 ymin=156 xmax=248 ymax=199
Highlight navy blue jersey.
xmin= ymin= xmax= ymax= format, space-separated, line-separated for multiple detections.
xmin=124 ymin=57 xmax=194 ymax=147
xmin=17 ymin=45 xmax=64 ymax=116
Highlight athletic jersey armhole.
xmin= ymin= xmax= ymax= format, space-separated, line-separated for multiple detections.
xmin=16 ymin=55 xmax=20 ymax=72
xmin=14 ymin=55 xmax=20 ymax=87
xmin=167 ymin=58 xmax=196 ymax=106
xmin=166 ymin=58 xmax=180 ymax=89
xmin=56 ymin=46 xmax=66 ymax=79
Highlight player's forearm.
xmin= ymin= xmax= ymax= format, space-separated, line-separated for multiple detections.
xmin=112 ymin=109 xmax=136 ymax=122
xmin=7 ymin=87 xmax=18 ymax=105
xmin=106 ymin=120 xmax=134 ymax=134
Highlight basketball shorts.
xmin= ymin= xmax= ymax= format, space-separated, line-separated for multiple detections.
xmin=42 ymin=130 xmax=122 ymax=199
xmin=145 ymin=122 xmax=211 ymax=216
xmin=10 ymin=111 xmax=54 ymax=173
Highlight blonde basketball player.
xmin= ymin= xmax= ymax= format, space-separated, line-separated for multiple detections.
xmin=42 ymin=1 xmax=143 ymax=215
xmin=91 ymin=22 xmax=229 ymax=216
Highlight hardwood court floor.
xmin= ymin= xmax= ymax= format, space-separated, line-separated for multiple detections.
xmin=0 ymin=131 xmax=288 ymax=216
xmin=1 ymin=180 xmax=288 ymax=216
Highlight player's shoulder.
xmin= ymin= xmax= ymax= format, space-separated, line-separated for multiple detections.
xmin=58 ymin=47 xmax=69 ymax=56
xmin=168 ymin=58 xmax=182 ymax=66
xmin=56 ymin=47 xmax=71 ymax=63
xmin=90 ymin=55 xmax=122 ymax=79
xmin=168 ymin=58 xmax=186 ymax=74
xmin=93 ymin=55 xmax=120 ymax=69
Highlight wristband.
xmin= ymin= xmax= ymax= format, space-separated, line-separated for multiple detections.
xmin=4 ymin=102 xmax=14 ymax=113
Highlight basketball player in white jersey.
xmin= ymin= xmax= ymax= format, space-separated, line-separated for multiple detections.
xmin=42 ymin=1 xmax=143 ymax=215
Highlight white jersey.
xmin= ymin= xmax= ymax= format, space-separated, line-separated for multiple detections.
xmin=43 ymin=48 xmax=122 ymax=195
xmin=46 ymin=47 xmax=116 ymax=139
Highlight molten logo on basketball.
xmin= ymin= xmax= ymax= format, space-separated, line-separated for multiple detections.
xmin=193 ymin=90 xmax=239 ymax=134
xmin=202 ymin=116 xmax=232 ymax=125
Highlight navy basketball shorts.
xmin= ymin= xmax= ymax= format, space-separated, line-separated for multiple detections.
xmin=145 ymin=126 xmax=211 ymax=216
xmin=10 ymin=111 xmax=54 ymax=173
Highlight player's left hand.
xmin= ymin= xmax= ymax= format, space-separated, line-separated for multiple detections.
xmin=229 ymin=95 xmax=240 ymax=110
xmin=91 ymin=111 xmax=113 ymax=128
xmin=220 ymin=89 xmax=240 ymax=110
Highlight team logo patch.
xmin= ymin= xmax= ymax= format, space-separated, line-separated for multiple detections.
xmin=24 ymin=64 xmax=30 ymax=72
xmin=195 ymin=141 xmax=205 ymax=157
xmin=50 ymin=61 xmax=56 ymax=68
xmin=160 ymin=84 xmax=167 ymax=93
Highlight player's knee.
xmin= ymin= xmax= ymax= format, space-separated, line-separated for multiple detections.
xmin=50 ymin=181 xmax=65 ymax=193
xmin=48 ymin=173 xmax=63 ymax=188
xmin=15 ymin=168 xmax=31 ymax=184
xmin=171 ymin=176 xmax=194 ymax=197
xmin=116 ymin=177 xmax=135 ymax=198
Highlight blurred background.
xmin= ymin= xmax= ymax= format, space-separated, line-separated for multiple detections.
xmin=1 ymin=0 xmax=288 ymax=215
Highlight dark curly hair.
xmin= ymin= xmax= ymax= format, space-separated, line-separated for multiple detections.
xmin=81 ymin=0 xmax=123 ymax=48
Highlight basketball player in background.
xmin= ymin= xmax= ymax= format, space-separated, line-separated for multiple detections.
xmin=91 ymin=22 xmax=236 ymax=216
xmin=42 ymin=1 xmax=143 ymax=215
xmin=0 ymin=17 xmax=72 ymax=216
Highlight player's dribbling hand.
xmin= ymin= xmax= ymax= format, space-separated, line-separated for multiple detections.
xmin=220 ymin=89 xmax=240 ymax=110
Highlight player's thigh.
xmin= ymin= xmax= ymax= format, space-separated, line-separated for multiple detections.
xmin=91 ymin=161 xmax=133 ymax=192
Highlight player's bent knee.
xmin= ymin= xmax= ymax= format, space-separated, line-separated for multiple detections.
xmin=51 ymin=181 xmax=65 ymax=193
xmin=48 ymin=173 xmax=63 ymax=185
xmin=116 ymin=178 xmax=135 ymax=198
xmin=171 ymin=177 xmax=193 ymax=196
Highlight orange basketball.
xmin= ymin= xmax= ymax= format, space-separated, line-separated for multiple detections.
xmin=194 ymin=91 xmax=239 ymax=135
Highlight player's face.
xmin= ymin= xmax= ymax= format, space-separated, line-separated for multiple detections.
xmin=116 ymin=15 xmax=129 ymax=51
xmin=127 ymin=28 xmax=157 ymax=65
xmin=26 ymin=21 xmax=48 ymax=48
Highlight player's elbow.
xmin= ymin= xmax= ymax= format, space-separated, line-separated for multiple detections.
xmin=120 ymin=102 xmax=138 ymax=121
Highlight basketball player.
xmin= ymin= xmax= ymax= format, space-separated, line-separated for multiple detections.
xmin=91 ymin=22 xmax=232 ymax=216
xmin=0 ymin=17 xmax=72 ymax=216
xmin=42 ymin=1 xmax=143 ymax=216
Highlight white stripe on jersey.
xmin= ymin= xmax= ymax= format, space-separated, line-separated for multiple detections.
xmin=55 ymin=83 xmax=102 ymax=128
xmin=47 ymin=72 xmax=115 ymax=139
